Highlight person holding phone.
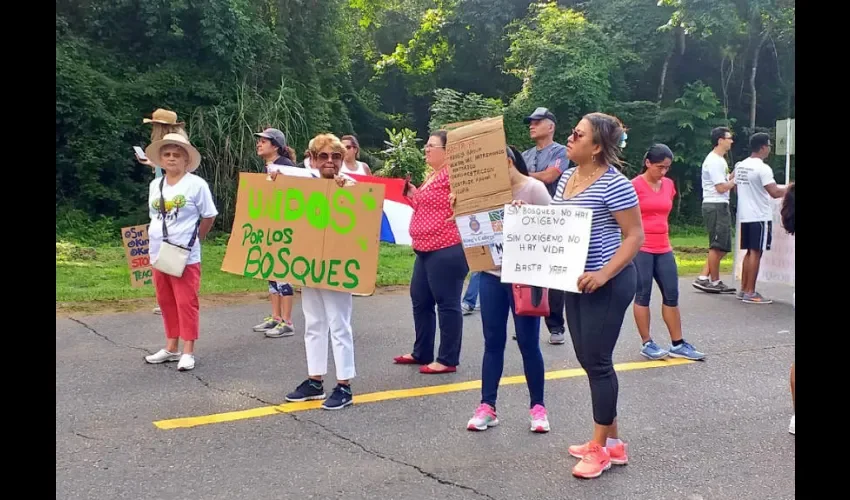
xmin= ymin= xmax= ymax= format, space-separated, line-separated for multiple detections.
xmin=136 ymin=108 xmax=190 ymax=315
xmin=393 ymin=131 xmax=469 ymax=375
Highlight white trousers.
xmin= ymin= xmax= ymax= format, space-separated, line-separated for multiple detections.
xmin=301 ymin=287 xmax=356 ymax=381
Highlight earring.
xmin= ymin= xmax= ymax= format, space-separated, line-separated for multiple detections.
xmin=592 ymin=155 xmax=596 ymax=163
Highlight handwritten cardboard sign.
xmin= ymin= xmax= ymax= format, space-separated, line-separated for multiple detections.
xmin=447 ymin=116 xmax=513 ymax=215
xmin=733 ymin=186 xmax=795 ymax=286
xmin=447 ymin=116 xmax=513 ymax=272
xmin=121 ymin=224 xmax=153 ymax=288
xmin=500 ymin=204 xmax=593 ymax=293
xmin=221 ymin=173 xmax=386 ymax=295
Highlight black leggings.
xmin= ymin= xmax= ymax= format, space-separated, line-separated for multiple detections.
xmin=564 ymin=263 xmax=636 ymax=426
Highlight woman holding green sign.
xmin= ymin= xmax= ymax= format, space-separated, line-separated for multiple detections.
xmin=284 ymin=134 xmax=359 ymax=411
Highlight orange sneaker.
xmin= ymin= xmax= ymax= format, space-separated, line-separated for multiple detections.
xmin=568 ymin=440 xmax=628 ymax=465
xmin=571 ymin=442 xmax=611 ymax=479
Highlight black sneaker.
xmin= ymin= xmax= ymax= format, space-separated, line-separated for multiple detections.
xmin=702 ymin=280 xmax=736 ymax=294
xmin=285 ymin=379 xmax=326 ymax=402
xmin=321 ymin=384 xmax=353 ymax=410
xmin=691 ymin=278 xmax=710 ymax=291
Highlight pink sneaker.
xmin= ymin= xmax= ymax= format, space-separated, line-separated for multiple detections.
xmin=571 ymin=442 xmax=611 ymax=479
xmin=568 ymin=440 xmax=628 ymax=465
xmin=529 ymin=404 xmax=550 ymax=433
xmin=467 ymin=403 xmax=499 ymax=431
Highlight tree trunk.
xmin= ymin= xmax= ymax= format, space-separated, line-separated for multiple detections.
xmin=749 ymin=32 xmax=769 ymax=130
xmin=657 ymin=50 xmax=672 ymax=102
xmin=658 ymin=27 xmax=684 ymax=103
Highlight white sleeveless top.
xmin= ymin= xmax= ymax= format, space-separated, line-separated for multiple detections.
xmin=341 ymin=161 xmax=368 ymax=175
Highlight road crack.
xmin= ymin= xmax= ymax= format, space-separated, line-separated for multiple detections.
xmin=288 ymin=413 xmax=498 ymax=500
xmin=68 ymin=317 xmax=153 ymax=354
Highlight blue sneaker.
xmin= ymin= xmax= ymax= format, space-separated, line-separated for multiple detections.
xmin=640 ymin=340 xmax=669 ymax=360
xmin=669 ymin=341 xmax=706 ymax=361
xmin=321 ymin=384 xmax=353 ymax=410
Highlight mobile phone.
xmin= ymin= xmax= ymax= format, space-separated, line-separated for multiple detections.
xmin=133 ymin=146 xmax=147 ymax=160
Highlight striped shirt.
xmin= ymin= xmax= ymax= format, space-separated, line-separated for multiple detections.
xmin=552 ymin=166 xmax=639 ymax=272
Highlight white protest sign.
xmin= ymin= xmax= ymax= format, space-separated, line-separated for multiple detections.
xmin=734 ymin=187 xmax=795 ymax=286
xmin=500 ymin=204 xmax=592 ymax=293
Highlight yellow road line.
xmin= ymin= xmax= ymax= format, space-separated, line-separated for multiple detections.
xmin=154 ymin=358 xmax=694 ymax=430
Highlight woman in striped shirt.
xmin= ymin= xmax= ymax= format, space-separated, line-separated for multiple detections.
xmin=552 ymin=113 xmax=644 ymax=479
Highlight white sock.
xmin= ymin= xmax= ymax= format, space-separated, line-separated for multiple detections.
xmin=698 ymin=275 xmax=708 ymax=281
xmin=711 ymin=280 xmax=721 ymax=285
xmin=606 ymin=438 xmax=622 ymax=448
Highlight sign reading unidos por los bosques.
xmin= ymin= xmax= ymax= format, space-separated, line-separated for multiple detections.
xmin=121 ymin=224 xmax=153 ymax=288
xmin=500 ymin=204 xmax=593 ymax=293
xmin=220 ymin=173 xmax=386 ymax=295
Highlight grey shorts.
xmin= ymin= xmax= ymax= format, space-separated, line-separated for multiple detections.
xmin=702 ymin=203 xmax=731 ymax=252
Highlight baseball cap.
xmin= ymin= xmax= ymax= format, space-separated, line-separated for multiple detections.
xmin=254 ymin=128 xmax=287 ymax=149
xmin=523 ymin=107 xmax=557 ymax=124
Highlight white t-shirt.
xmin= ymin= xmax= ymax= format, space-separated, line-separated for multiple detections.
xmin=341 ymin=161 xmax=369 ymax=176
xmin=701 ymin=152 xmax=730 ymax=204
xmin=734 ymin=156 xmax=776 ymax=223
xmin=268 ymin=163 xmax=314 ymax=178
xmin=148 ymin=173 xmax=218 ymax=265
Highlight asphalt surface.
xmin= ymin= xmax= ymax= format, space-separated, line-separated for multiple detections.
xmin=56 ymin=276 xmax=795 ymax=500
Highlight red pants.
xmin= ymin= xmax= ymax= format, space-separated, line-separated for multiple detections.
xmin=153 ymin=263 xmax=201 ymax=341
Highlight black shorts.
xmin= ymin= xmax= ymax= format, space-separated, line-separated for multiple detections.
xmin=740 ymin=221 xmax=772 ymax=251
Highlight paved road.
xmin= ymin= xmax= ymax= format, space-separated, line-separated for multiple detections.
xmin=56 ymin=276 xmax=795 ymax=500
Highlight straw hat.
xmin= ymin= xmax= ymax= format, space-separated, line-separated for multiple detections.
xmin=145 ymin=133 xmax=201 ymax=173
xmin=143 ymin=108 xmax=185 ymax=126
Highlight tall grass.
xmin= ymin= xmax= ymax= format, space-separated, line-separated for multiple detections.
xmin=188 ymin=79 xmax=310 ymax=231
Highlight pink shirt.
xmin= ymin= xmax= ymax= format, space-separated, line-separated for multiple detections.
xmin=407 ymin=168 xmax=462 ymax=252
xmin=632 ymin=176 xmax=676 ymax=254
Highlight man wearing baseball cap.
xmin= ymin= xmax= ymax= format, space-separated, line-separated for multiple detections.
xmin=520 ymin=107 xmax=571 ymax=346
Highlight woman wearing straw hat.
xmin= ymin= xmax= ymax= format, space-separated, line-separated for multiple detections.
xmin=136 ymin=108 xmax=189 ymax=315
xmin=143 ymin=133 xmax=218 ymax=372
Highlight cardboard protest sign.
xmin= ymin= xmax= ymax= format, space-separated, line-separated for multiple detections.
xmin=500 ymin=204 xmax=593 ymax=293
xmin=447 ymin=116 xmax=513 ymax=214
xmin=221 ymin=173 xmax=386 ymax=295
xmin=447 ymin=116 xmax=513 ymax=272
xmin=120 ymin=224 xmax=153 ymax=288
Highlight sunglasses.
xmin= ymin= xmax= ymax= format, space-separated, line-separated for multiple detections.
xmin=345 ymin=145 xmax=355 ymax=150
xmin=316 ymin=152 xmax=343 ymax=162
xmin=570 ymin=128 xmax=586 ymax=141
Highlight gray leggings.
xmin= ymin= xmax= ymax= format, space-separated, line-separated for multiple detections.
xmin=633 ymin=250 xmax=679 ymax=307
xmin=564 ymin=263 xmax=636 ymax=426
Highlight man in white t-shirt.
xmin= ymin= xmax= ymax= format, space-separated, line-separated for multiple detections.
xmin=694 ymin=127 xmax=737 ymax=294
xmin=734 ymin=132 xmax=786 ymax=304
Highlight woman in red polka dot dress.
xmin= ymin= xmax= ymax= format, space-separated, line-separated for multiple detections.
xmin=393 ymin=130 xmax=469 ymax=374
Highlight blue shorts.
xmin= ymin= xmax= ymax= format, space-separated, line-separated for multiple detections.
xmin=268 ymin=281 xmax=293 ymax=296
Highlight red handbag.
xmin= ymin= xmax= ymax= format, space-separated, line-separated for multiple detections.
xmin=512 ymin=284 xmax=550 ymax=317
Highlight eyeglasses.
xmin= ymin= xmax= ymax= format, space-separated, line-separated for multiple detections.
xmin=424 ymin=144 xmax=445 ymax=151
xmin=316 ymin=152 xmax=343 ymax=162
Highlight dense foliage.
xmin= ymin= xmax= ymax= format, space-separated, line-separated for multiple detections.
xmin=56 ymin=0 xmax=795 ymax=237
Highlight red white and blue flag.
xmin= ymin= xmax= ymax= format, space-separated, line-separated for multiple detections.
xmin=348 ymin=174 xmax=413 ymax=245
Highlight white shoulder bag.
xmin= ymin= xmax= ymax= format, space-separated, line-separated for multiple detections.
xmin=152 ymin=176 xmax=201 ymax=278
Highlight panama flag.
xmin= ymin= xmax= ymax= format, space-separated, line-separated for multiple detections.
xmin=347 ymin=174 xmax=413 ymax=245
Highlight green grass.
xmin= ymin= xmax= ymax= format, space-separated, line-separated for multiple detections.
xmin=56 ymin=233 xmax=730 ymax=304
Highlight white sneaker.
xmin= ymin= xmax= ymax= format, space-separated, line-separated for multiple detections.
xmin=788 ymin=414 xmax=795 ymax=435
xmin=145 ymin=349 xmax=180 ymax=364
xmin=153 ymin=305 xmax=162 ymax=315
xmin=177 ymin=354 xmax=195 ymax=371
